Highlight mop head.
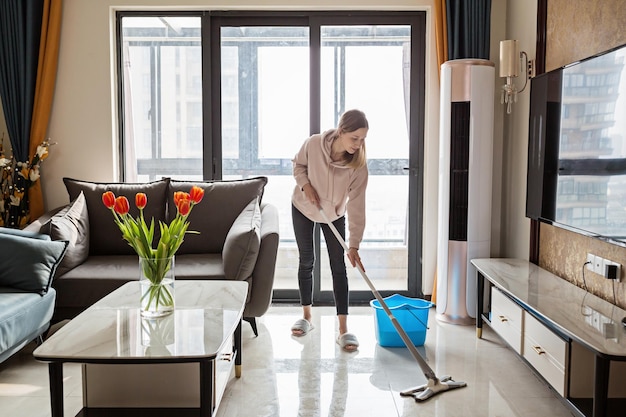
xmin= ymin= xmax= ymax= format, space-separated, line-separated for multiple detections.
xmin=400 ymin=375 xmax=467 ymax=401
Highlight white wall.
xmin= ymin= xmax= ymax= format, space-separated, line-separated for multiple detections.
xmin=499 ymin=0 xmax=536 ymax=259
xmin=25 ymin=0 xmax=529 ymax=294
xmin=44 ymin=0 xmax=443 ymax=293
xmin=489 ymin=0 xmax=507 ymax=257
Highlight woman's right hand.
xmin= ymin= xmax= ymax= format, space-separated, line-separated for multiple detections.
xmin=302 ymin=183 xmax=320 ymax=208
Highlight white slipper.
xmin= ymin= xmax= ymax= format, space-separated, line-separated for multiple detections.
xmin=291 ymin=318 xmax=314 ymax=337
xmin=337 ymin=332 xmax=359 ymax=352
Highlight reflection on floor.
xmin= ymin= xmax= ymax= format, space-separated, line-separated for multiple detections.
xmin=0 ymin=305 xmax=574 ymax=417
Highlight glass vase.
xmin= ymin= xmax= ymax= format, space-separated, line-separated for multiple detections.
xmin=139 ymin=256 xmax=175 ymax=318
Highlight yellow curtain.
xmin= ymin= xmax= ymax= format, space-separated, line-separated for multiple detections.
xmin=434 ymin=0 xmax=448 ymax=80
xmin=431 ymin=0 xmax=448 ymax=302
xmin=28 ymin=0 xmax=62 ymax=220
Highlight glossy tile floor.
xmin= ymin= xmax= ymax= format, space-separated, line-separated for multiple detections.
xmin=0 ymin=305 xmax=575 ymax=417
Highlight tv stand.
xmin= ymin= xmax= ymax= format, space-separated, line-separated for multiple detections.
xmin=472 ymin=258 xmax=626 ymax=417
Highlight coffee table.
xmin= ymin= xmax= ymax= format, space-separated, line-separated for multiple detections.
xmin=33 ymin=280 xmax=248 ymax=417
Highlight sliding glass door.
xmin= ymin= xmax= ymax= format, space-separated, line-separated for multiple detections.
xmin=118 ymin=11 xmax=425 ymax=304
xmin=317 ymin=24 xmax=414 ymax=300
xmin=211 ymin=14 xmax=425 ymax=303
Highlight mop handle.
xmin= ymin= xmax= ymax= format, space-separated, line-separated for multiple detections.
xmin=318 ymin=208 xmax=437 ymax=381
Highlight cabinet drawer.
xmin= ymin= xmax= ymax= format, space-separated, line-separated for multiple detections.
xmin=523 ymin=312 xmax=567 ymax=396
xmin=491 ymin=288 xmax=523 ymax=354
xmin=214 ymin=334 xmax=235 ymax=409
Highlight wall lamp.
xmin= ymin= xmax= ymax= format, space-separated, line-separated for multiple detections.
xmin=499 ymin=40 xmax=534 ymax=114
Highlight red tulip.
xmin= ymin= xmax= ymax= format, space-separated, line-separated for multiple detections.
xmin=114 ymin=196 xmax=130 ymax=215
xmin=189 ymin=186 xmax=204 ymax=204
xmin=102 ymin=191 xmax=115 ymax=209
xmin=135 ymin=192 xmax=147 ymax=210
xmin=173 ymin=191 xmax=188 ymax=207
xmin=177 ymin=197 xmax=191 ymax=216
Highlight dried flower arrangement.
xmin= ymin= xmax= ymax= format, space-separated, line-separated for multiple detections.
xmin=0 ymin=137 xmax=54 ymax=228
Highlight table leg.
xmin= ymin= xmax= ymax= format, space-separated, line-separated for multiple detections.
xmin=235 ymin=319 xmax=242 ymax=378
xmin=200 ymin=359 xmax=214 ymax=417
xmin=476 ymin=271 xmax=484 ymax=338
xmin=593 ymin=355 xmax=609 ymax=417
xmin=48 ymin=362 xmax=64 ymax=417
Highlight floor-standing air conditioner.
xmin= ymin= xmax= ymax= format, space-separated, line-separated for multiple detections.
xmin=436 ymin=59 xmax=495 ymax=325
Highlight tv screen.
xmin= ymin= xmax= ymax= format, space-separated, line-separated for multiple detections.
xmin=527 ymin=43 xmax=626 ymax=244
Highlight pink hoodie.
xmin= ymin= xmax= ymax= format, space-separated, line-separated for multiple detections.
xmin=291 ymin=130 xmax=368 ymax=249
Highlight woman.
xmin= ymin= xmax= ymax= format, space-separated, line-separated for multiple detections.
xmin=290 ymin=109 xmax=369 ymax=352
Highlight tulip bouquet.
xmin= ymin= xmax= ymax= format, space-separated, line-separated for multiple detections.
xmin=102 ymin=186 xmax=204 ymax=316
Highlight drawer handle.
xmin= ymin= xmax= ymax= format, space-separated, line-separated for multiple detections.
xmin=532 ymin=345 xmax=545 ymax=355
xmin=220 ymin=352 xmax=234 ymax=362
xmin=498 ymin=315 xmax=508 ymax=322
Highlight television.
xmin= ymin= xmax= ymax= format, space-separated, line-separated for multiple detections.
xmin=526 ymin=43 xmax=626 ymax=245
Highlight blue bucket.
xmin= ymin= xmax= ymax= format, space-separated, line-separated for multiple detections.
xmin=370 ymin=294 xmax=434 ymax=347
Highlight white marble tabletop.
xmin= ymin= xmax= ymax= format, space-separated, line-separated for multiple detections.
xmin=471 ymin=258 xmax=626 ymax=358
xmin=33 ymin=280 xmax=248 ymax=362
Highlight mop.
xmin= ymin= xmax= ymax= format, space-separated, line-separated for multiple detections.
xmin=319 ymin=208 xmax=467 ymax=401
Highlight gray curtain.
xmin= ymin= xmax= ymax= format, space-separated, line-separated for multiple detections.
xmin=446 ymin=0 xmax=491 ymax=60
xmin=0 ymin=0 xmax=44 ymax=162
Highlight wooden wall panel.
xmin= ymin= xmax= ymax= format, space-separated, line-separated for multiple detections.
xmin=546 ymin=0 xmax=626 ymax=71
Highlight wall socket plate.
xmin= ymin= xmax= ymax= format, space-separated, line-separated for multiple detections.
xmin=587 ymin=253 xmax=622 ymax=280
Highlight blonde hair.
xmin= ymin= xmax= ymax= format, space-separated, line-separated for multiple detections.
xmin=335 ymin=109 xmax=368 ymax=169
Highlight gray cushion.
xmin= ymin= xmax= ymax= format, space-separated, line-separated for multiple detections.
xmin=0 ymin=226 xmax=51 ymax=240
xmin=41 ymin=191 xmax=90 ymax=277
xmin=63 ymin=177 xmax=170 ymax=255
xmin=223 ymin=197 xmax=262 ymax=281
xmin=167 ymin=177 xmax=267 ymax=254
xmin=0 ymin=233 xmax=68 ymax=294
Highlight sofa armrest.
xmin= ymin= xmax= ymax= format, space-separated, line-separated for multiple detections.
xmin=222 ymin=197 xmax=262 ymax=281
xmin=243 ymin=202 xmax=279 ymax=318
xmin=24 ymin=206 xmax=68 ymax=233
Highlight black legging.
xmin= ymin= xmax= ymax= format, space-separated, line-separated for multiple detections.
xmin=292 ymin=204 xmax=349 ymax=315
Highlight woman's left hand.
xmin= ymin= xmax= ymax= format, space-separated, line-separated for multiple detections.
xmin=347 ymin=247 xmax=365 ymax=272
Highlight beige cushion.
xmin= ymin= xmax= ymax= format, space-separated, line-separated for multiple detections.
xmin=167 ymin=177 xmax=267 ymax=254
xmin=63 ymin=177 xmax=170 ymax=255
xmin=41 ymin=191 xmax=90 ymax=277
xmin=222 ymin=197 xmax=261 ymax=281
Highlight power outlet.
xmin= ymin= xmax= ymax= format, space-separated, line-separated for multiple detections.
xmin=594 ymin=256 xmax=604 ymax=275
xmin=586 ymin=253 xmax=595 ymax=271
xmin=584 ymin=253 xmax=620 ymax=279
xmin=527 ymin=59 xmax=536 ymax=78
